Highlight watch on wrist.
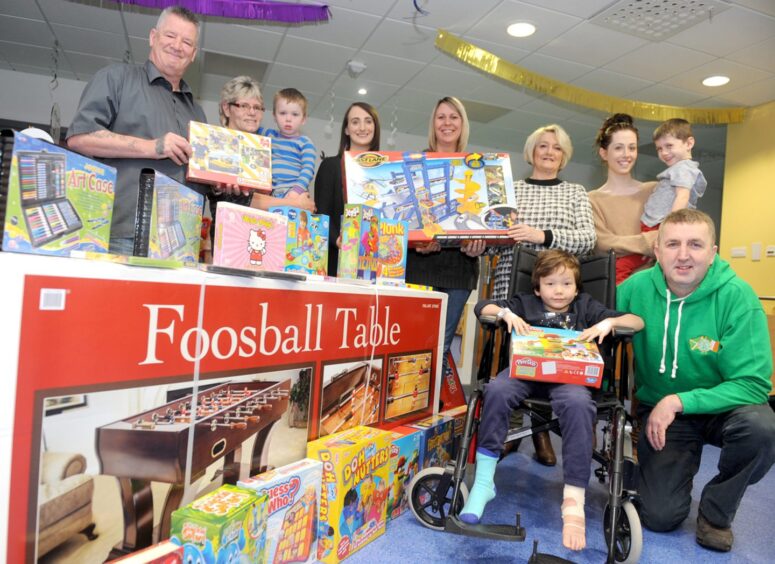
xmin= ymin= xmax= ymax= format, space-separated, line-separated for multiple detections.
xmin=496 ymin=307 xmax=511 ymax=321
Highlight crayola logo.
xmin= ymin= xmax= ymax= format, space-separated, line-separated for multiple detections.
xmin=355 ymin=152 xmax=388 ymax=167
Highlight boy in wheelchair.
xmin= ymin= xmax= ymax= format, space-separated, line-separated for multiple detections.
xmin=460 ymin=249 xmax=643 ymax=551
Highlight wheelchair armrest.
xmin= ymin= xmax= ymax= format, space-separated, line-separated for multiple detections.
xmin=612 ymin=327 xmax=634 ymax=339
xmin=478 ymin=314 xmax=498 ymax=326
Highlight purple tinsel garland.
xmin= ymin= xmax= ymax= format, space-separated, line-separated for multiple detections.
xmin=107 ymin=0 xmax=330 ymax=23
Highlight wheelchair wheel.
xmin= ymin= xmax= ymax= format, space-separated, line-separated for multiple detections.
xmin=409 ymin=467 xmax=468 ymax=531
xmin=603 ymin=500 xmax=642 ymax=563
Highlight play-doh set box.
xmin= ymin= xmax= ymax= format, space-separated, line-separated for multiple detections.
xmin=337 ymin=203 xmax=380 ymax=282
xmin=237 ymin=458 xmax=322 ymax=564
xmin=510 ymin=326 xmax=605 ymax=388
xmin=408 ymin=413 xmax=457 ymax=469
xmin=187 ymin=121 xmax=272 ymax=192
xmin=132 ymin=169 xmax=203 ymax=265
xmin=376 ymin=217 xmax=409 ymax=286
xmin=170 ymin=484 xmax=268 ymax=564
xmin=0 ymin=129 xmax=115 ymax=256
xmin=212 ymin=201 xmax=288 ymax=273
xmin=270 ymin=206 xmax=330 ymax=275
xmin=343 ymin=151 xmax=517 ymax=246
xmin=306 ymin=425 xmax=392 ymax=564
xmin=385 ymin=426 xmax=423 ymax=521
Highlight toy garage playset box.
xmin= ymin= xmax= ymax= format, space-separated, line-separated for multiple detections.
xmin=1 ymin=129 xmax=115 ymax=256
xmin=510 ymin=326 xmax=605 ymax=388
xmin=306 ymin=425 xmax=392 ymax=564
xmin=187 ymin=121 xmax=272 ymax=192
xmin=343 ymin=151 xmax=517 ymax=246
xmin=237 ymin=458 xmax=323 ymax=564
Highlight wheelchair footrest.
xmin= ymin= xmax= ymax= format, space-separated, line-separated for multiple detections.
xmin=445 ymin=514 xmax=526 ymax=541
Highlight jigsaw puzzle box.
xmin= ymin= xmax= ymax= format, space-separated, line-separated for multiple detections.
xmin=1 ymin=129 xmax=115 ymax=256
xmin=343 ymin=151 xmax=517 ymax=245
xmin=510 ymin=326 xmax=605 ymax=388
xmin=212 ymin=201 xmax=288 ymax=273
xmin=188 ymin=121 xmax=272 ymax=192
xmin=306 ymin=426 xmax=392 ymax=564
xmin=238 ymin=458 xmax=323 ymax=564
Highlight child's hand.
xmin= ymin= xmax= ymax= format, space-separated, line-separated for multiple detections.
xmin=285 ymin=191 xmax=316 ymax=211
xmin=212 ymin=182 xmax=246 ymax=197
xmin=579 ymin=319 xmax=613 ymax=344
xmin=503 ymin=311 xmax=531 ymax=335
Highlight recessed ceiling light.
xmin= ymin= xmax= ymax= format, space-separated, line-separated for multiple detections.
xmin=358 ymin=87 xmax=367 ymax=95
xmin=702 ymin=75 xmax=730 ymax=87
xmin=507 ymin=22 xmax=536 ymax=38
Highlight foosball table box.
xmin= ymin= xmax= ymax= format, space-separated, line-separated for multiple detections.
xmin=408 ymin=414 xmax=456 ymax=469
xmin=306 ymin=425 xmax=392 ymax=564
xmin=170 ymin=484 xmax=268 ymax=564
xmin=385 ymin=426 xmax=423 ymax=521
xmin=237 ymin=458 xmax=323 ymax=564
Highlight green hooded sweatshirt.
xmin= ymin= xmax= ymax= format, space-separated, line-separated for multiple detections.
xmin=617 ymin=255 xmax=772 ymax=414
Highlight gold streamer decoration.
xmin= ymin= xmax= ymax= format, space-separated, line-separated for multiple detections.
xmin=435 ymin=30 xmax=747 ymax=125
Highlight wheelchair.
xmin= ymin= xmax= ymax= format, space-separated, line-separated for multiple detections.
xmin=408 ymin=246 xmax=643 ymax=563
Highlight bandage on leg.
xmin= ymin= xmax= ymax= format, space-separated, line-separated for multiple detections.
xmin=561 ymin=484 xmax=586 ymax=551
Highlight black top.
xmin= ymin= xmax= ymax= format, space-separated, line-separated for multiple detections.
xmin=68 ymin=60 xmax=208 ymax=240
xmin=313 ymin=155 xmax=344 ymax=276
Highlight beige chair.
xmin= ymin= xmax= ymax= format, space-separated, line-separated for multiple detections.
xmin=37 ymin=451 xmax=97 ymax=557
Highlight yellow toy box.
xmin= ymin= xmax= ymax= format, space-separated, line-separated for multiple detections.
xmin=306 ymin=425 xmax=392 ymax=564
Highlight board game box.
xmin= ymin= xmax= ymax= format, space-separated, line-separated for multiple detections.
xmin=170 ymin=484 xmax=268 ymax=564
xmin=212 ymin=202 xmax=288 ymax=273
xmin=337 ymin=203 xmax=380 ymax=282
xmin=237 ymin=458 xmax=322 ymax=564
xmin=510 ymin=326 xmax=605 ymax=388
xmin=106 ymin=540 xmax=183 ymax=563
xmin=1 ymin=129 xmax=115 ymax=256
xmin=385 ymin=426 xmax=423 ymax=521
xmin=343 ymin=151 xmax=517 ymax=246
xmin=133 ymin=169 xmax=203 ymax=265
xmin=306 ymin=426 xmax=392 ymax=564
xmin=408 ymin=413 xmax=456 ymax=468
xmin=376 ymin=217 xmax=409 ymax=286
xmin=270 ymin=206 xmax=329 ymax=275
xmin=188 ymin=121 xmax=272 ymax=192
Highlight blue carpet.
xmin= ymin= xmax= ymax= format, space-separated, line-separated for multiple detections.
xmin=347 ymin=434 xmax=774 ymax=563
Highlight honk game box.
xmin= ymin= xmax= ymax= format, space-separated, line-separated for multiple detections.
xmin=213 ymin=202 xmax=288 ymax=273
xmin=170 ymin=484 xmax=268 ymax=564
xmin=188 ymin=121 xmax=272 ymax=192
xmin=510 ymin=326 xmax=604 ymax=388
xmin=376 ymin=217 xmax=409 ymax=286
xmin=337 ymin=203 xmax=380 ymax=282
xmin=306 ymin=426 xmax=392 ymax=564
xmin=238 ymin=458 xmax=323 ymax=564
xmin=1 ymin=129 xmax=115 ymax=256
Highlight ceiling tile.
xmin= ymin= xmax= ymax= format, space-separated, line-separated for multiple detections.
xmin=202 ymin=22 xmax=283 ymax=61
xmin=325 ymin=75 xmax=400 ymax=107
xmin=1 ymin=0 xmax=41 ymax=19
xmin=404 ymin=64 xmax=484 ymax=99
xmin=265 ymin=63 xmax=336 ymax=96
xmin=726 ymin=36 xmax=775 ymax=74
xmin=286 ymin=8 xmax=380 ymax=48
xmin=37 ymin=0 xmax=124 ymax=35
xmin=663 ymin=58 xmax=771 ymax=97
xmin=715 ymin=76 xmax=775 ymax=107
xmin=540 ymin=21 xmax=647 ymax=67
xmin=516 ymin=0 xmax=614 ymax=19
xmin=64 ymin=51 xmax=122 ymax=77
xmin=357 ymin=51 xmax=425 ymax=86
xmin=324 ymin=0 xmax=399 ymax=17
xmin=52 ymin=24 xmax=127 ymax=60
xmin=118 ymin=10 xmax=158 ymax=38
xmin=668 ymin=6 xmax=775 ymax=57
xmin=433 ymin=35 xmax=531 ymax=74
xmin=361 ymin=19 xmax=438 ymax=64
xmin=630 ymin=82 xmax=708 ymax=106
xmin=386 ymin=0 xmax=502 ymax=33
xmin=732 ymin=0 xmax=775 ymax=18
xmin=0 ymin=15 xmax=52 ymax=48
xmin=516 ymin=52 xmax=594 ymax=83
xmin=519 ymin=97 xmax=580 ymax=120
xmin=467 ymin=80 xmax=537 ymax=110
xmin=274 ymin=35 xmax=357 ymax=74
xmin=572 ymin=68 xmax=653 ymax=97
xmin=389 ymin=87 xmax=442 ymax=115
xmin=604 ymin=42 xmax=715 ymax=83
xmin=0 ymin=40 xmax=62 ymax=70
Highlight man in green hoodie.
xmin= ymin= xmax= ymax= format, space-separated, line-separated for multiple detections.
xmin=618 ymin=209 xmax=774 ymax=552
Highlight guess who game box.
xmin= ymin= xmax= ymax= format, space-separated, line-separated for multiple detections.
xmin=238 ymin=458 xmax=322 ymax=564
xmin=376 ymin=217 xmax=409 ymax=286
xmin=269 ymin=206 xmax=329 ymax=275
xmin=510 ymin=326 xmax=605 ymax=388
xmin=213 ymin=202 xmax=288 ymax=273
xmin=170 ymin=484 xmax=268 ymax=564
xmin=409 ymin=413 xmax=456 ymax=468
xmin=306 ymin=425 xmax=392 ymax=564
xmin=0 ymin=129 xmax=115 ymax=256
xmin=385 ymin=426 xmax=423 ymax=521
xmin=187 ymin=121 xmax=272 ymax=192
xmin=133 ymin=169 xmax=203 ymax=265
xmin=337 ymin=203 xmax=380 ymax=282
xmin=343 ymin=151 xmax=517 ymax=246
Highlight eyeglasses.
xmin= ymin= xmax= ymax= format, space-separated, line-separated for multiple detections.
xmin=229 ymin=102 xmax=265 ymax=113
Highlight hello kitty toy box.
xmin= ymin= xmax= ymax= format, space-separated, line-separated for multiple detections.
xmin=212 ymin=202 xmax=288 ymax=273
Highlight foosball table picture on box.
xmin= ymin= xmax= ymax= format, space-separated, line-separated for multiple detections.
xmin=96 ymin=380 xmax=290 ymax=555
xmin=384 ymin=351 xmax=432 ymax=421
xmin=238 ymin=458 xmax=322 ymax=564
xmin=319 ymin=361 xmax=381 ymax=438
